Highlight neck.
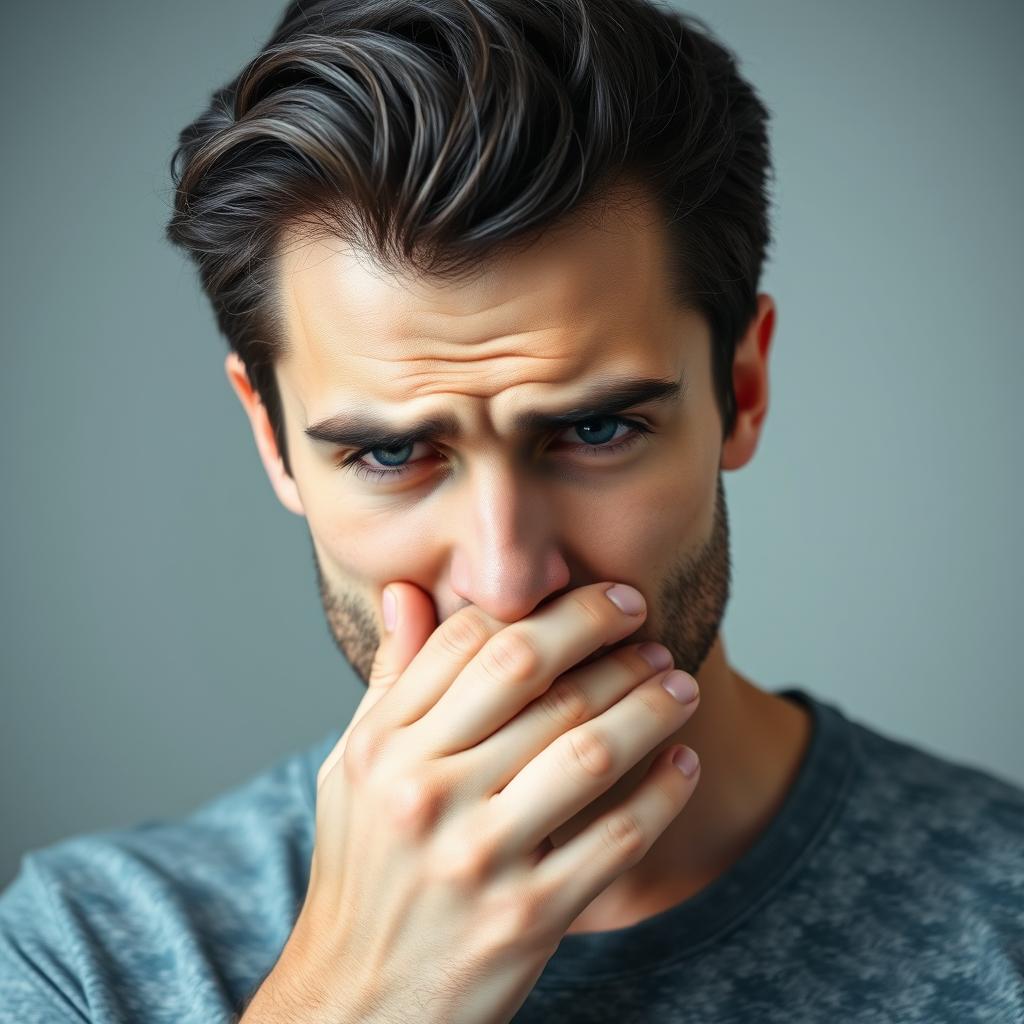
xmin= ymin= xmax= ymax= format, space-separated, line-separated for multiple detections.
xmin=558 ymin=630 xmax=813 ymax=934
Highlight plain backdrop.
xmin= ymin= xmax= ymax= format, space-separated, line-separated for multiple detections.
xmin=2 ymin=0 xmax=1022 ymax=889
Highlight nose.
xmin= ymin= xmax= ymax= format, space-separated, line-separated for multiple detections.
xmin=446 ymin=460 xmax=571 ymax=624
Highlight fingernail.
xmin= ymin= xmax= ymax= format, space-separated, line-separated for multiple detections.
xmin=605 ymin=584 xmax=645 ymax=615
xmin=672 ymin=746 xmax=700 ymax=777
xmin=637 ymin=643 xmax=673 ymax=672
xmin=383 ymin=587 xmax=397 ymax=632
xmin=661 ymin=670 xmax=699 ymax=704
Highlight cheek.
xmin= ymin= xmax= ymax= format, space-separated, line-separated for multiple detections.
xmin=561 ymin=459 xmax=707 ymax=584
xmin=303 ymin=487 xmax=444 ymax=585
xmin=298 ymin=439 xmax=713 ymax=587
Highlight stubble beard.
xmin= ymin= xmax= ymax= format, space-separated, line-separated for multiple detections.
xmin=310 ymin=471 xmax=732 ymax=694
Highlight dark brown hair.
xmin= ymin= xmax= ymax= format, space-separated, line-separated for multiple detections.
xmin=164 ymin=0 xmax=774 ymax=477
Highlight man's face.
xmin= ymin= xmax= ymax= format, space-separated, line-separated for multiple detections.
xmin=269 ymin=188 xmax=732 ymax=686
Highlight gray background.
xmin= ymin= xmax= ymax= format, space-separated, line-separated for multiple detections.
xmin=2 ymin=0 xmax=1021 ymax=889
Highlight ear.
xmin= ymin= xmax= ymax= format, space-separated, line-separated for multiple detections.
xmin=720 ymin=292 xmax=776 ymax=472
xmin=224 ymin=352 xmax=306 ymax=517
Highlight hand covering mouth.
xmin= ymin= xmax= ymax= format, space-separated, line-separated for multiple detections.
xmin=576 ymin=645 xmax=611 ymax=670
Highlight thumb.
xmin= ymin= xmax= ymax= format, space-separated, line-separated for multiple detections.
xmin=365 ymin=581 xmax=438 ymax=694
xmin=318 ymin=581 xmax=437 ymax=789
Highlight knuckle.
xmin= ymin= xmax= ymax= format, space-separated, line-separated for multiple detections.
xmin=384 ymin=771 xmax=445 ymax=837
xmin=479 ymin=628 xmax=541 ymax=685
xmin=652 ymin=772 xmax=686 ymax=811
xmin=634 ymin=686 xmax=664 ymax=719
xmin=628 ymin=645 xmax=667 ymax=677
xmin=431 ymin=829 xmax=499 ymax=888
xmin=484 ymin=885 xmax=550 ymax=951
xmin=342 ymin=721 xmax=387 ymax=780
xmin=436 ymin=608 xmax=493 ymax=660
xmin=562 ymin=728 xmax=614 ymax=779
xmin=616 ymin=648 xmax=642 ymax=672
xmin=537 ymin=676 xmax=591 ymax=729
xmin=569 ymin=592 xmax=610 ymax=631
xmin=601 ymin=810 xmax=647 ymax=863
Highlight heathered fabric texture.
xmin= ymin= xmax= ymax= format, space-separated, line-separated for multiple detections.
xmin=1 ymin=688 xmax=1022 ymax=1023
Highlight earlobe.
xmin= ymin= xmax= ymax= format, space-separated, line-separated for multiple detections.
xmin=223 ymin=352 xmax=306 ymax=518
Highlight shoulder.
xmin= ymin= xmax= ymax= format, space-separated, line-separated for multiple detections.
xmin=848 ymin=713 xmax=1024 ymax=840
xmin=839 ymin=711 xmax=1024 ymax=916
xmin=8 ymin=730 xmax=327 ymax=902
xmin=0 ymin=731 xmax=337 ymax=1022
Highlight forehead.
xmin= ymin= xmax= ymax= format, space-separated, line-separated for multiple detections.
xmin=274 ymin=189 xmax=700 ymax=425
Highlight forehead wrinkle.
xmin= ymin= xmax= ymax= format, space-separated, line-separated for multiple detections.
xmin=301 ymin=310 xmax=684 ymax=438
xmin=337 ymin=326 xmax=591 ymax=397
xmin=278 ymin=200 xmax=686 ymax=427
xmin=343 ymin=352 xmax=588 ymax=431
xmin=344 ymin=346 xmax=577 ymax=389
xmin=343 ymin=321 xmax=592 ymax=364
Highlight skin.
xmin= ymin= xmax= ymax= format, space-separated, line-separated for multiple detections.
xmin=226 ymin=184 xmax=813 ymax=935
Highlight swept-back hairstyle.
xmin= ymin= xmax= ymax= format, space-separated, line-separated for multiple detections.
xmin=165 ymin=0 xmax=774 ymax=477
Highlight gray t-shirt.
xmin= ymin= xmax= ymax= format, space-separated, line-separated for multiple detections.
xmin=2 ymin=688 xmax=1022 ymax=1023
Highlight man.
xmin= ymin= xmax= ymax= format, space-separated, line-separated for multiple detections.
xmin=2 ymin=1 xmax=1022 ymax=1021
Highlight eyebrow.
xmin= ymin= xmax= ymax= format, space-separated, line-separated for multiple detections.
xmin=303 ymin=373 xmax=686 ymax=451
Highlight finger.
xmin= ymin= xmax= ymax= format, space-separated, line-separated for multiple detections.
xmin=488 ymin=667 xmax=699 ymax=858
xmin=363 ymin=580 xmax=440 ymax=708
xmin=460 ymin=641 xmax=674 ymax=796
xmin=532 ymin=742 xmax=700 ymax=921
xmin=316 ymin=581 xmax=439 ymax=790
xmin=405 ymin=582 xmax=648 ymax=760
xmin=360 ymin=598 xmax=511 ymax=739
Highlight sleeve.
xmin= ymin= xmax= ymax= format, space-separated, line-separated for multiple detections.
xmin=0 ymin=854 xmax=90 ymax=1022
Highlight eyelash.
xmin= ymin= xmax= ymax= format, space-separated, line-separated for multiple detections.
xmin=337 ymin=415 xmax=654 ymax=484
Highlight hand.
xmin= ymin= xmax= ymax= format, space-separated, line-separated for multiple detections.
xmin=243 ymin=581 xmax=700 ymax=1024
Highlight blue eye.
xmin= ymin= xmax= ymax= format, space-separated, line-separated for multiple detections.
xmin=338 ymin=415 xmax=653 ymax=484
